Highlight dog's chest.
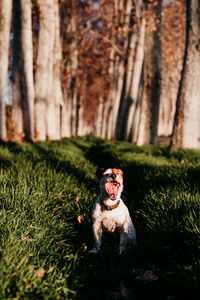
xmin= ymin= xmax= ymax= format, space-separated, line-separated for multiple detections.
xmin=101 ymin=208 xmax=126 ymax=232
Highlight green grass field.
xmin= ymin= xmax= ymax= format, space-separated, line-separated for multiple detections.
xmin=1 ymin=135 xmax=200 ymax=299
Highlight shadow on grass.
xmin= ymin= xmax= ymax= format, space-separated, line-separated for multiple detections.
xmin=75 ymin=241 xmax=200 ymax=300
xmin=84 ymin=139 xmax=200 ymax=201
xmin=1 ymin=138 xmax=200 ymax=299
xmin=73 ymin=139 xmax=200 ymax=299
xmin=24 ymin=142 xmax=98 ymax=195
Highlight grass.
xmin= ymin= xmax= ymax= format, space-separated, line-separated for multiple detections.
xmin=0 ymin=135 xmax=200 ymax=299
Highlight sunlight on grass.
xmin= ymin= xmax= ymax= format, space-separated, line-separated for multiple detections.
xmin=0 ymin=136 xmax=200 ymax=299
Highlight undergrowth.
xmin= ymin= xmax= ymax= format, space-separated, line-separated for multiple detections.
xmin=0 ymin=135 xmax=200 ymax=299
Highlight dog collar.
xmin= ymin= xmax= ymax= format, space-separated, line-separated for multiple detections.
xmin=102 ymin=200 xmax=120 ymax=211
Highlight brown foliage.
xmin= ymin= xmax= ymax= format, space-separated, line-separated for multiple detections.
xmin=162 ymin=0 xmax=186 ymax=72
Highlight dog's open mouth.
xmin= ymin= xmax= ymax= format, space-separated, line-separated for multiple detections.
xmin=105 ymin=181 xmax=120 ymax=200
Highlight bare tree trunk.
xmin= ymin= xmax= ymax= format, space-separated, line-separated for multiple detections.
xmin=109 ymin=56 xmax=124 ymax=139
xmin=158 ymin=77 xmax=177 ymax=136
xmin=53 ymin=0 xmax=63 ymax=138
xmin=102 ymin=47 xmax=115 ymax=139
xmin=12 ymin=0 xmax=23 ymax=140
xmin=69 ymin=1 xmax=78 ymax=136
xmin=107 ymin=54 xmax=124 ymax=140
xmin=101 ymin=98 xmax=111 ymax=139
xmin=61 ymin=88 xmax=71 ymax=137
xmin=62 ymin=1 xmax=78 ymax=137
xmin=124 ymin=31 xmax=137 ymax=101
xmin=60 ymin=1 xmax=72 ymax=138
xmin=47 ymin=0 xmax=63 ymax=140
xmin=106 ymin=0 xmax=133 ymax=140
xmin=115 ymin=0 xmax=142 ymax=141
xmin=103 ymin=0 xmax=119 ymax=139
xmin=0 ymin=0 xmax=12 ymax=140
xmin=12 ymin=73 xmax=23 ymax=139
xmin=45 ymin=1 xmax=59 ymax=141
xmin=158 ymin=1 xmax=186 ymax=137
xmin=126 ymin=16 xmax=146 ymax=140
xmin=20 ymin=0 xmax=35 ymax=141
xmin=135 ymin=0 xmax=162 ymax=146
xmin=35 ymin=0 xmax=54 ymax=141
xmin=172 ymin=0 xmax=200 ymax=149
xmin=95 ymin=96 xmax=104 ymax=137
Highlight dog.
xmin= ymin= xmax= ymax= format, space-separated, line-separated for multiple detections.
xmin=89 ymin=168 xmax=136 ymax=254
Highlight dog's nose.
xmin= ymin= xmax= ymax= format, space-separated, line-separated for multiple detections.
xmin=110 ymin=173 xmax=116 ymax=179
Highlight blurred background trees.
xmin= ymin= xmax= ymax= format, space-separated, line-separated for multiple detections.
xmin=1 ymin=0 xmax=198 ymax=148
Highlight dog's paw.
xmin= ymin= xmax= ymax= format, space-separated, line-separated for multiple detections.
xmin=119 ymin=247 xmax=126 ymax=255
xmin=88 ymin=247 xmax=99 ymax=254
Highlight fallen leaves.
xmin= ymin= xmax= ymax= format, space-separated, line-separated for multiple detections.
xmin=77 ymin=215 xmax=85 ymax=224
xmin=55 ymin=240 xmax=68 ymax=247
xmin=82 ymin=243 xmax=88 ymax=252
xmin=135 ymin=270 xmax=159 ymax=283
xmin=37 ymin=268 xmax=45 ymax=278
xmin=53 ymin=205 xmax=59 ymax=211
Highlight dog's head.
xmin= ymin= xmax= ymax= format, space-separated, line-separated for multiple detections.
xmin=100 ymin=168 xmax=123 ymax=200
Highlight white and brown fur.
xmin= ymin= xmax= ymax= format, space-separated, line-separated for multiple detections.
xmin=89 ymin=168 xmax=136 ymax=254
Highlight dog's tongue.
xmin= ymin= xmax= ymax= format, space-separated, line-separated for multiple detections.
xmin=105 ymin=182 xmax=120 ymax=200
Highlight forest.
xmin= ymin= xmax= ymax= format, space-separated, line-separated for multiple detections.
xmin=1 ymin=1 xmax=200 ymax=298
xmin=0 ymin=0 xmax=199 ymax=148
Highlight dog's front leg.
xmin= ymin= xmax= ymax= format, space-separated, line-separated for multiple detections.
xmin=119 ymin=227 xmax=128 ymax=254
xmin=88 ymin=221 xmax=103 ymax=254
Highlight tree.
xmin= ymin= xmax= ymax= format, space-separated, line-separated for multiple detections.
xmin=115 ymin=0 xmax=162 ymax=145
xmin=132 ymin=0 xmax=162 ymax=145
xmin=45 ymin=0 xmax=62 ymax=141
xmin=172 ymin=0 xmax=200 ymax=149
xmin=0 ymin=0 xmax=12 ymax=140
xmin=6 ymin=0 xmax=186 ymax=145
xmin=49 ymin=0 xmax=63 ymax=140
xmin=34 ymin=0 xmax=55 ymax=140
xmin=20 ymin=0 xmax=35 ymax=141
xmin=122 ymin=15 xmax=146 ymax=141
xmin=60 ymin=0 xmax=80 ymax=137
xmin=11 ymin=0 xmax=23 ymax=140
xmin=158 ymin=0 xmax=185 ymax=137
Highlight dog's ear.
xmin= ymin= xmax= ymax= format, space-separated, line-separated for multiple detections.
xmin=96 ymin=168 xmax=105 ymax=179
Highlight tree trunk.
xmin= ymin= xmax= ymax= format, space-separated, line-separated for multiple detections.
xmin=34 ymin=0 xmax=54 ymax=141
xmin=158 ymin=76 xmax=177 ymax=136
xmin=115 ymin=0 xmax=142 ymax=141
xmin=125 ymin=16 xmax=146 ymax=141
xmin=45 ymin=0 xmax=59 ymax=141
xmin=101 ymin=97 xmax=111 ymax=139
xmin=12 ymin=0 xmax=23 ymax=140
xmin=54 ymin=0 xmax=63 ymax=136
xmin=20 ymin=0 xmax=35 ymax=141
xmin=0 ymin=0 xmax=12 ymax=140
xmin=62 ymin=1 xmax=78 ymax=137
xmin=107 ymin=54 xmax=124 ymax=140
xmin=95 ymin=97 xmax=104 ymax=137
xmin=158 ymin=0 xmax=186 ymax=137
xmin=134 ymin=0 xmax=162 ymax=146
xmin=61 ymin=88 xmax=71 ymax=138
xmin=47 ymin=0 xmax=62 ymax=140
xmin=102 ymin=47 xmax=115 ymax=139
xmin=172 ymin=0 xmax=200 ymax=149
xmin=106 ymin=0 xmax=133 ymax=140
